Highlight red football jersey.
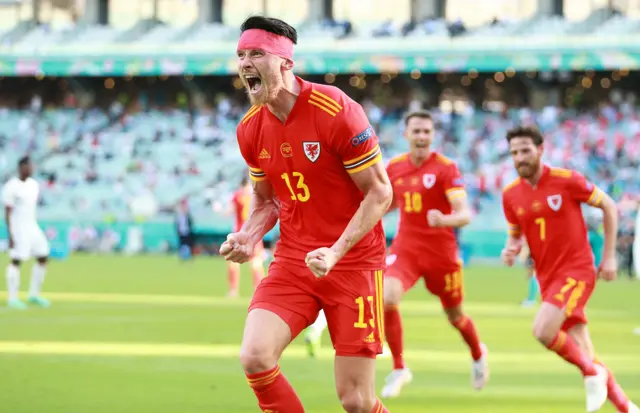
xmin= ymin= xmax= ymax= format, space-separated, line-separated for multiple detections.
xmin=502 ymin=165 xmax=605 ymax=285
xmin=386 ymin=152 xmax=466 ymax=268
xmin=236 ymin=77 xmax=386 ymax=271
xmin=231 ymin=188 xmax=252 ymax=232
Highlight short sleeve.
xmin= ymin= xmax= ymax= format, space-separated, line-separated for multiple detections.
xmin=330 ymin=102 xmax=382 ymax=175
xmin=2 ymin=181 xmax=15 ymax=207
xmin=502 ymin=194 xmax=521 ymax=237
xmin=568 ymin=172 xmax=604 ymax=207
xmin=443 ymin=164 xmax=466 ymax=202
xmin=236 ymin=126 xmax=266 ymax=182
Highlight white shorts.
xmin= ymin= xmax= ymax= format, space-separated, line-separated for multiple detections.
xmin=9 ymin=226 xmax=50 ymax=261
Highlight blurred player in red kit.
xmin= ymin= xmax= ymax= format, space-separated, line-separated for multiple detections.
xmin=227 ymin=175 xmax=265 ymax=297
xmin=501 ymin=126 xmax=638 ymax=413
xmin=381 ymin=111 xmax=488 ymax=398
xmin=219 ymin=16 xmax=393 ymax=413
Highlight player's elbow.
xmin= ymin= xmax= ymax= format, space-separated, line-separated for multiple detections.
xmin=372 ymin=181 xmax=393 ymax=211
xmin=599 ymin=195 xmax=617 ymax=215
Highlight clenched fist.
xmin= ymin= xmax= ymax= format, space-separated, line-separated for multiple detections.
xmin=219 ymin=232 xmax=254 ymax=264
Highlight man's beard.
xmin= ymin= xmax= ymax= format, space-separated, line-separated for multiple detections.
xmin=516 ymin=160 xmax=538 ymax=178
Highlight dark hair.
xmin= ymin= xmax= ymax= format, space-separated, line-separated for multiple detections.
xmin=240 ymin=16 xmax=298 ymax=45
xmin=404 ymin=110 xmax=433 ymax=126
xmin=18 ymin=156 xmax=30 ymax=167
xmin=506 ymin=126 xmax=544 ymax=146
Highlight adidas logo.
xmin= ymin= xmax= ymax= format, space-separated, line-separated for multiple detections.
xmin=364 ymin=332 xmax=375 ymax=343
xmin=259 ymin=148 xmax=270 ymax=159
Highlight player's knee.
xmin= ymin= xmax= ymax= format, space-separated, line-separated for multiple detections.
xmin=383 ymin=278 xmax=402 ymax=306
xmin=239 ymin=343 xmax=278 ymax=374
xmin=251 ymin=259 xmax=263 ymax=272
xmin=532 ymin=324 xmax=556 ymax=345
xmin=338 ymin=388 xmax=375 ymax=413
xmin=445 ymin=306 xmax=464 ymax=324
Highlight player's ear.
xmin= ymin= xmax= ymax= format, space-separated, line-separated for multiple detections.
xmin=282 ymin=58 xmax=294 ymax=71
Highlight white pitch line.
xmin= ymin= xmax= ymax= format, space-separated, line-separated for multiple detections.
xmin=0 ymin=341 xmax=637 ymax=365
xmin=0 ymin=291 xmax=631 ymax=318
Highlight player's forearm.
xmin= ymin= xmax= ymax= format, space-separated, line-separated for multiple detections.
xmin=442 ymin=210 xmax=471 ymax=228
xmin=600 ymin=197 xmax=619 ymax=260
xmin=241 ymin=198 xmax=279 ymax=246
xmin=331 ymin=183 xmax=393 ymax=260
xmin=506 ymin=235 xmax=523 ymax=249
xmin=385 ymin=203 xmax=398 ymax=215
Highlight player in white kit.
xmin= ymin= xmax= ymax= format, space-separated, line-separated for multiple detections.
xmin=3 ymin=156 xmax=50 ymax=309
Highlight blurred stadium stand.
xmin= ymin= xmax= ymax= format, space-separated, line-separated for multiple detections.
xmin=0 ymin=0 xmax=638 ymax=257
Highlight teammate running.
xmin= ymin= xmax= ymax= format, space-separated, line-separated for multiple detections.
xmin=220 ymin=16 xmax=392 ymax=413
xmin=501 ymin=126 xmax=638 ymax=413
xmin=3 ymin=156 xmax=51 ymax=309
xmin=381 ymin=110 xmax=488 ymax=398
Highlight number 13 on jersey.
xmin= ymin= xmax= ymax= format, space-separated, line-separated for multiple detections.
xmin=281 ymin=172 xmax=310 ymax=202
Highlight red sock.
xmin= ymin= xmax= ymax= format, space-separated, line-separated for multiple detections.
xmin=384 ymin=305 xmax=405 ymax=370
xmin=246 ymin=365 xmax=305 ymax=413
xmin=228 ymin=264 xmax=239 ymax=293
xmin=451 ymin=315 xmax=483 ymax=361
xmin=546 ymin=331 xmax=598 ymax=376
xmin=370 ymin=398 xmax=390 ymax=413
xmin=595 ymin=359 xmax=629 ymax=412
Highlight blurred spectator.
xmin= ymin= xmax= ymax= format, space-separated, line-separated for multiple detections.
xmin=175 ymin=199 xmax=194 ymax=258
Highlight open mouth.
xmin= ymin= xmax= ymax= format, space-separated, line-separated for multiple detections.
xmin=244 ymin=74 xmax=262 ymax=94
xmin=414 ymin=142 xmax=428 ymax=149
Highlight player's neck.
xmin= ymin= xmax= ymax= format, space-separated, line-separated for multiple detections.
xmin=266 ymin=74 xmax=300 ymax=123
xmin=18 ymin=175 xmax=29 ymax=181
xmin=525 ymin=166 xmax=544 ymax=186
xmin=409 ymin=151 xmax=430 ymax=166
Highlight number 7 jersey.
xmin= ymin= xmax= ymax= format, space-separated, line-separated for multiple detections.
xmin=501 ymin=165 xmax=605 ymax=286
xmin=236 ymin=77 xmax=386 ymax=271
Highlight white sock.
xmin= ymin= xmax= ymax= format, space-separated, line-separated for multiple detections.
xmin=28 ymin=264 xmax=46 ymax=298
xmin=309 ymin=310 xmax=328 ymax=337
xmin=5 ymin=264 xmax=20 ymax=302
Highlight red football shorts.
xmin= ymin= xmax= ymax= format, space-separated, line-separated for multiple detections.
xmin=385 ymin=251 xmax=464 ymax=309
xmin=540 ymin=271 xmax=596 ymax=332
xmin=249 ymin=261 xmax=384 ymax=358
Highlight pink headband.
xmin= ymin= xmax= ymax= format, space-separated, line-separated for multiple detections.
xmin=237 ymin=29 xmax=294 ymax=61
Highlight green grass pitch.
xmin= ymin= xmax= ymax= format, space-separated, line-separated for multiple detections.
xmin=0 ymin=254 xmax=638 ymax=413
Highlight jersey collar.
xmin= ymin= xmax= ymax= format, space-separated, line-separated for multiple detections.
xmin=265 ymin=76 xmax=311 ymax=126
xmin=522 ymin=164 xmax=550 ymax=189
xmin=407 ymin=151 xmax=435 ymax=168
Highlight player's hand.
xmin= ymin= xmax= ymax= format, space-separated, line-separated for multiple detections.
xmin=305 ymin=247 xmax=338 ymax=278
xmin=501 ymin=241 xmax=522 ymax=267
xmin=597 ymin=256 xmax=618 ymax=281
xmin=501 ymin=247 xmax=517 ymax=267
xmin=501 ymin=237 xmax=523 ymax=267
xmin=427 ymin=210 xmax=446 ymax=227
xmin=219 ymin=232 xmax=254 ymax=264
xmin=8 ymin=237 xmax=14 ymax=249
